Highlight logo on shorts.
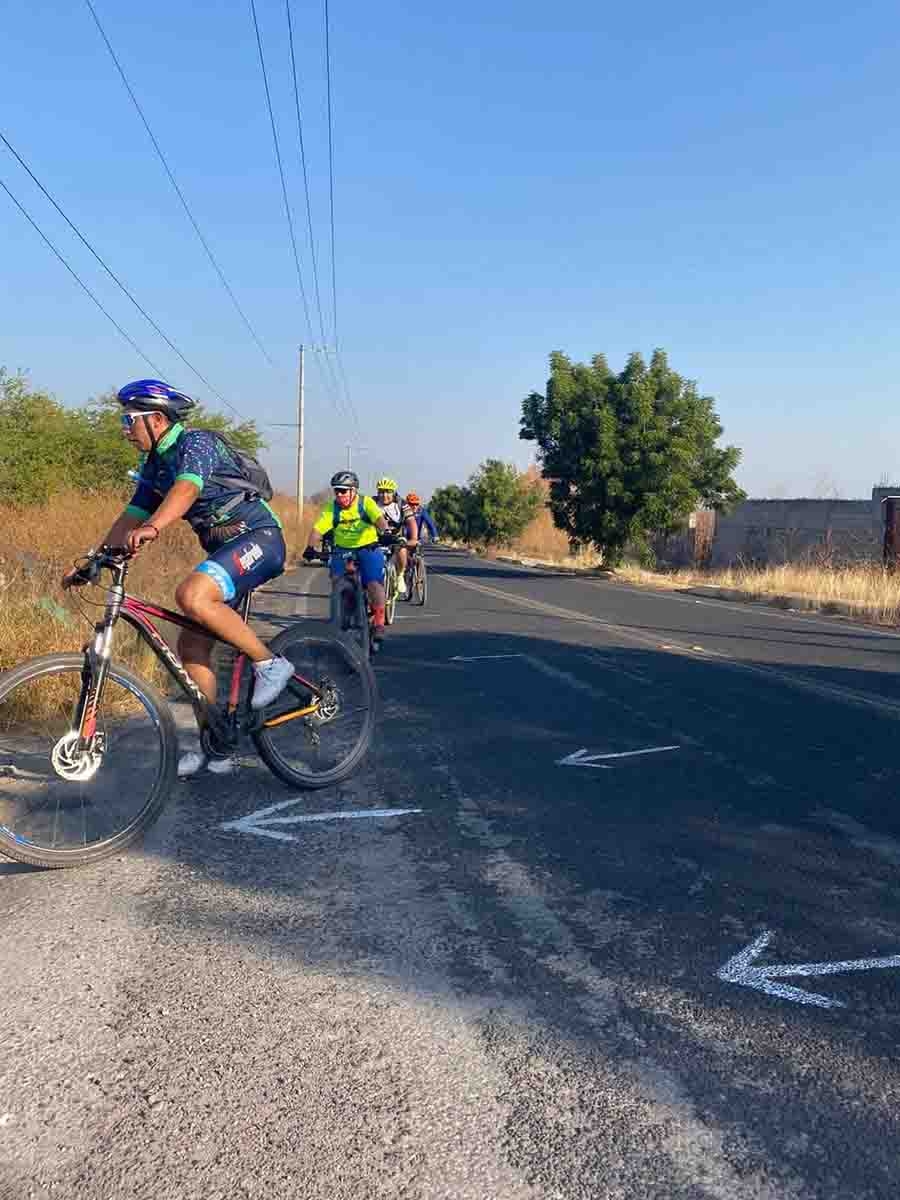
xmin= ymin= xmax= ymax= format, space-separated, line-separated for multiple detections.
xmin=232 ymin=541 xmax=264 ymax=575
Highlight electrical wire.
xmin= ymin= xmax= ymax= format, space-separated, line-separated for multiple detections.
xmin=285 ymin=0 xmax=345 ymax=417
xmin=248 ymin=0 xmax=315 ymax=348
xmin=1 ymin=173 xmax=164 ymax=374
xmin=285 ymin=0 xmax=329 ymax=358
xmin=322 ymin=0 xmax=361 ymax=434
xmin=0 ymin=129 xmax=237 ymax=414
xmin=249 ymin=0 xmax=350 ymax=429
xmin=83 ymin=0 xmax=277 ymax=371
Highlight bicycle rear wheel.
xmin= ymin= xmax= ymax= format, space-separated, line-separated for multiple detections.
xmin=253 ymin=629 xmax=377 ymax=788
xmin=0 ymin=653 xmax=177 ymax=869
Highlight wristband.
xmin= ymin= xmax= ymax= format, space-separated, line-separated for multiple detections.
xmin=141 ymin=523 xmax=160 ymax=539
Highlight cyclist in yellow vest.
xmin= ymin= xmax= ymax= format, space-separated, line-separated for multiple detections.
xmin=303 ymin=470 xmax=391 ymax=645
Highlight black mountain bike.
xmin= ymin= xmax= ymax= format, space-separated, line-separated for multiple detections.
xmin=404 ymin=545 xmax=427 ymax=607
xmin=319 ymin=537 xmax=405 ymax=656
xmin=0 ymin=546 xmax=377 ymax=869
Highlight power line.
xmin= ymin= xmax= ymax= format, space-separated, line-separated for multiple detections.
xmin=322 ymin=0 xmax=361 ymax=434
xmin=83 ymin=0 xmax=277 ymax=371
xmin=0 ymin=129 xmax=237 ymax=415
xmin=1 ymin=173 xmax=163 ymax=374
xmin=284 ymin=0 xmax=344 ymax=414
xmin=248 ymin=0 xmax=315 ymax=349
xmin=285 ymin=0 xmax=329 ymax=356
xmin=249 ymin=0 xmax=350 ymax=431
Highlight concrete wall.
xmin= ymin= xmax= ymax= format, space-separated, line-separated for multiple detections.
xmin=708 ymin=488 xmax=897 ymax=566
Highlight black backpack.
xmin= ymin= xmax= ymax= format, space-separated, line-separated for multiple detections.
xmin=208 ymin=433 xmax=274 ymax=504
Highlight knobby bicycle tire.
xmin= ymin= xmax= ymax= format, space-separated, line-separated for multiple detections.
xmin=0 ymin=653 xmax=177 ymax=869
xmin=252 ymin=628 xmax=377 ymax=788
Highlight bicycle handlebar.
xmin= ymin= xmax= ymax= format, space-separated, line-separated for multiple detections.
xmin=63 ymin=545 xmax=133 ymax=589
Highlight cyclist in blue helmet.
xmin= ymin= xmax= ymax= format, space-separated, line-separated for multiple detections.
xmin=64 ymin=380 xmax=294 ymax=777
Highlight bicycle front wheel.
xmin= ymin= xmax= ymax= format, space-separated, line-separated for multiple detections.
xmin=0 ymin=654 xmax=177 ymax=869
xmin=384 ymin=562 xmax=398 ymax=626
xmin=414 ymin=556 xmax=428 ymax=606
xmin=253 ymin=629 xmax=377 ymax=788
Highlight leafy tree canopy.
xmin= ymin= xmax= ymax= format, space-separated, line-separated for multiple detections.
xmin=520 ymin=349 xmax=745 ymax=565
xmin=430 ymin=460 xmax=541 ymax=548
xmin=0 ymin=369 xmax=265 ymax=506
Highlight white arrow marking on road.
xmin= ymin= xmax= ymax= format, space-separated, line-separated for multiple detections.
xmin=221 ymin=796 xmax=423 ymax=843
xmin=557 ymin=745 xmax=680 ymax=768
xmin=717 ymin=930 xmax=900 ymax=1009
xmin=450 ymin=653 xmax=525 ymax=662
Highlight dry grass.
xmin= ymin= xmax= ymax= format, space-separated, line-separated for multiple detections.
xmin=615 ymin=562 xmax=900 ymax=624
xmin=505 ymin=507 xmax=900 ymax=625
xmin=505 ymin=507 xmax=603 ymax=569
xmin=0 ymin=489 xmax=314 ymax=674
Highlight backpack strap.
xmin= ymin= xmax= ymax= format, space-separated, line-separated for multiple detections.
xmin=332 ymin=496 xmax=375 ymax=528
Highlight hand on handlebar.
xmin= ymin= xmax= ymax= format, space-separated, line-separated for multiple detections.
xmin=126 ymin=524 xmax=159 ymax=555
xmin=302 ymin=545 xmax=322 ymax=563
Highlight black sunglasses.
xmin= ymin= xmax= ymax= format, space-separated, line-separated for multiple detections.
xmin=333 ymin=487 xmax=352 ymax=495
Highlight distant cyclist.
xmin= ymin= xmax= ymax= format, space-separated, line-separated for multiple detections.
xmin=373 ymin=476 xmax=418 ymax=596
xmin=405 ymin=492 xmax=438 ymax=542
xmin=303 ymin=471 xmax=391 ymax=646
xmin=63 ymin=379 xmax=294 ymax=779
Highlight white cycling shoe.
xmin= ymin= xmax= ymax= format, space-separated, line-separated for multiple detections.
xmin=177 ymin=751 xmax=236 ymax=778
xmin=251 ymin=655 xmax=295 ymax=710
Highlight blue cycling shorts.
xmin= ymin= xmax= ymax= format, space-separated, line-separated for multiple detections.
xmin=194 ymin=527 xmax=286 ymax=607
xmin=329 ymin=545 xmax=385 ymax=587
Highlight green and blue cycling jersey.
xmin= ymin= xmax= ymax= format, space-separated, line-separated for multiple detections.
xmin=126 ymin=423 xmax=281 ymax=550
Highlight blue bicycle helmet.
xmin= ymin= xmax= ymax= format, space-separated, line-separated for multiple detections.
xmin=116 ymin=379 xmax=195 ymax=422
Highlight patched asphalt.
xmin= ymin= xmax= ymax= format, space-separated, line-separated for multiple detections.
xmin=4 ymin=548 xmax=900 ymax=1198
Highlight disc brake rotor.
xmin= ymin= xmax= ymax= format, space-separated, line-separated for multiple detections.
xmin=50 ymin=731 xmax=104 ymax=782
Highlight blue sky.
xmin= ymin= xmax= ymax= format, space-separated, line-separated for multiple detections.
xmin=3 ymin=0 xmax=899 ymax=499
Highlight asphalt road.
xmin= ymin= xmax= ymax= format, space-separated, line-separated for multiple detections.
xmin=5 ymin=547 xmax=900 ymax=1198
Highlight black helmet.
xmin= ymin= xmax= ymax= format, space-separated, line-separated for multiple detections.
xmin=117 ymin=379 xmax=195 ymax=422
xmin=330 ymin=470 xmax=359 ymax=489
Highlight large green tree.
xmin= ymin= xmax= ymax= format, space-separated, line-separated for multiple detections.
xmin=0 ymin=370 xmax=265 ymax=505
xmin=520 ymin=349 xmax=745 ymax=565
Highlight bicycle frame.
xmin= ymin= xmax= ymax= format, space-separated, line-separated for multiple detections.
xmin=74 ymin=554 xmax=323 ymax=751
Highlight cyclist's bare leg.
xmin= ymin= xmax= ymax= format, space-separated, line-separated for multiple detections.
xmin=177 ymin=627 xmax=218 ymax=704
xmin=175 ymin=574 xmax=273 ymax=668
xmin=366 ymin=580 xmax=386 ymax=611
xmin=366 ymin=579 xmax=386 ymax=637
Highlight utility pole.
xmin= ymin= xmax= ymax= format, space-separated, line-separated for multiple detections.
xmin=296 ymin=345 xmax=305 ymax=519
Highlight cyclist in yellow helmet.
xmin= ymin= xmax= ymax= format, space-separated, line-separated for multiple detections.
xmin=373 ymin=475 xmax=418 ymax=595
